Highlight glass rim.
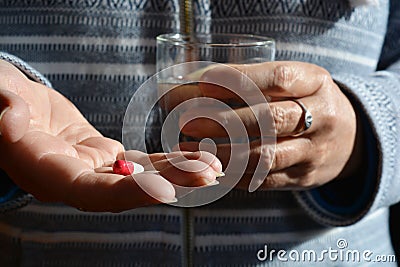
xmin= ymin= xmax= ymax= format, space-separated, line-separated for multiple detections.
xmin=156 ymin=33 xmax=275 ymax=48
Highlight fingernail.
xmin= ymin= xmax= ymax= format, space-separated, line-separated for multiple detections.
xmin=248 ymin=177 xmax=265 ymax=193
xmin=162 ymin=197 xmax=178 ymax=204
xmin=0 ymin=107 xmax=10 ymax=120
xmin=216 ymin=172 xmax=225 ymax=178
xmin=202 ymin=172 xmax=224 ymax=186
xmin=205 ymin=180 xmax=219 ymax=187
xmin=0 ymin=107 xmax=10 ymax=136
xmin=0 ymin=107 xmax=9 ymax=120
xmin=132 ymin=162 xmax=145 ymax=174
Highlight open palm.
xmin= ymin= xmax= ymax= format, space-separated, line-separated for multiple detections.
xmin=0 ymin=60 xmax=221 ymax=212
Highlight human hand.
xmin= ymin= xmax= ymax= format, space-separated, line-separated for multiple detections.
xmin=0 ymin=60 xmax=221 ymax=211
xmin=177 ymin=61 xmax=361 ymax=191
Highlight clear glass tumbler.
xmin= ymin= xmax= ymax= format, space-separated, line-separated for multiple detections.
xmin=154 ymin=33 xmax=276 ymax=206
xmin=156 ymin=33 xmax=275 ymax=147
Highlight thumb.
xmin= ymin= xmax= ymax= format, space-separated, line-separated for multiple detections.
xmin=0 ymin=89 xmax=30 ymax=143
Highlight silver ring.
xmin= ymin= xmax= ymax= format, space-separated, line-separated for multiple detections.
xmin=291 ymin=99 xmax=313 ymax=136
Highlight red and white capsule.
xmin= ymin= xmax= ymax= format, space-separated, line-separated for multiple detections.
xmin=112 ymin=160 xmax=144 ymax=176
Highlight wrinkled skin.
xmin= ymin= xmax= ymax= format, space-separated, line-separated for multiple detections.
xmin=178 ymin=61 xmax=362 ymax=191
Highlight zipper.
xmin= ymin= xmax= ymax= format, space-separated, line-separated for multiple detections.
xmin=178 ymin=0 xmax=196 ymax=265
xmin=182 ymin=207 xmax=193 ymax=267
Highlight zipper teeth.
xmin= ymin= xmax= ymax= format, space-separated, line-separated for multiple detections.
xmin=182 ymin=208 xmax=193 ymax=267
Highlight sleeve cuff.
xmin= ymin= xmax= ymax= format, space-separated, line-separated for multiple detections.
xmin=293 ymin=79 xmax=380 ymax=226
xmin=0 ymin=51 xmax=51 ymax=88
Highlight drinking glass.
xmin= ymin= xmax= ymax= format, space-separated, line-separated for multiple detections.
xmin=153 ymin=33 xmax=276 ymax=206
xmin=156 ymin=33 xmax=275 ymax=147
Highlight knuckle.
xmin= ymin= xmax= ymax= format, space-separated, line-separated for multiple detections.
xmin=270 ymin=105 xmax=287 ymax=133
xmin=311 ymin=63 xmax=332 ymax=89
xmin=263 ymin=174 xmax=281 ymax=188
xmin=273 ymin=64 xmax=295 ymax=90
xmin=321 ymin=98 xmax=340 ymax=131
xmin=297 ymin=171 xmax=316 ymax=188
xmin=312 ymin=151 xmax=326 ymax=168
xmin=320 ymin=69 xmax=333 ymax=87
xmin=260 ymin=145 xmax=275 ymax=170
xmin=316 ymin=142 xmax=329 ymax=162
xmin=272 ymin=149 xmax=287 ymax=170
xmin=295 ymin=159 xmax=319 ymax=188
xmin=305 ymin=141 xmax=326 ymax=169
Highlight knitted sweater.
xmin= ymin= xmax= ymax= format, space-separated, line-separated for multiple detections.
xmin=0 ymin=0 xmax=399 ymax=266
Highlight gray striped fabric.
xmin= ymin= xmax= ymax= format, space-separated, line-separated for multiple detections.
xmin=0 ymin=0 xmax=399 ymax=266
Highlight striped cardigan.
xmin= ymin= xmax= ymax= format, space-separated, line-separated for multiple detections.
xmin=0 ymin=0 xmax=399 ymax=266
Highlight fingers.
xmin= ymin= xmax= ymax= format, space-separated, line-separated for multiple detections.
xmin=269 ymin=98 xmax=316 ymax=136
xmin=164 ymin=61 xmax=330 ymax=139
xmin=157 ymin=160 xmax=218 ymax=187
xmin=121 ymin=150 xmax=222 ymax=172
xmin=150 ymin=151 xmax=223 ymax=175
xmin=179 ymin=106 xmax=240 ymax=138
xmin=0 ymin=131 xmax=179 ymax=212
xmin=179 ymin=137 xmax=311 ymax=174
xmin=0 ymin=136 xmax=176 ymax=212
xmin=121 ymin=150 xmax=222 ymax=186
xmin=70 ymin=171 xmax=177 ymax=212
xmin=119 ymin=150 xmax=198 ymax=166
xmin=178 ymin=141 xmax=260 ymax=175
xmin=179 ymin=137 xmax=315 ymax=191
xmin=0 ymin=89 xmax=30 ymax=143
xmin=179 ymin=95 xmax=320 ymax=138
xmin=199 ymin=61 xmax=330 ymax=100
xmin=235 ymin=167 xmax=307 ymax=191
xmin=38 ymin=154 xmax=176 ymax=212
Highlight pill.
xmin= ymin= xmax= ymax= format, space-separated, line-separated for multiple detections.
xmin=112 ymin=160 xmax=144 ymax=175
